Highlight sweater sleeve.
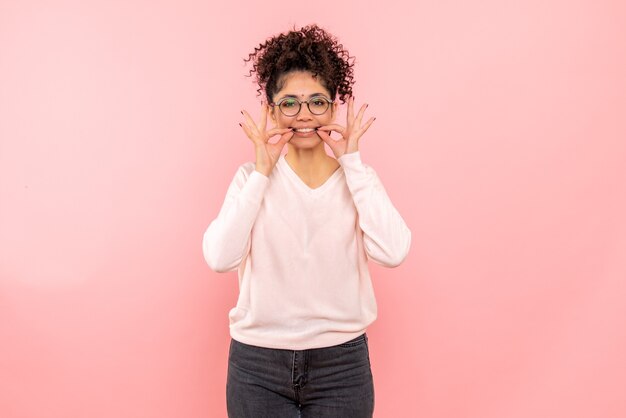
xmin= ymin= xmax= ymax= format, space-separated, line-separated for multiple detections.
xmin=337 ymin=151 xmax=412 ymax=267
xmin=202 ymin=165 xmax=270 ymax=273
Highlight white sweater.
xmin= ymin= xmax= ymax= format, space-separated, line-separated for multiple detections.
xmin=202 ymin=151 xmax=411 ymax=350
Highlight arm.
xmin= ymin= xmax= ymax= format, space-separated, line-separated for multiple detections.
xmin=202 ymin=166 xmax=269 ymax=273
xmin=338 ymin=151 xmax=412 ymax=267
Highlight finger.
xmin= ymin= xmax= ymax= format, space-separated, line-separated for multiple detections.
xmin=276 ymin=130 xmax=295 ymax=148
xmin=352 ymin=117 xmax=376 ymax=140
xmin=355 ymin=104 xmax=368 ymax=128
xmin=318 ymin=124 xmax=346 ymax=134
xmin=268 ymin=128 xmax=293 ymax=145
xmin=267 ymin=127 xmax=293 ymax=138
xmin=259 ymin=102 xmax=268 ymax=132
xmin=347 ymin=95 xmax=355 ymax=128
xmin=241 ymin=109 xmax=260 ymax=135
xmin=239 ymin=122 xmax=258 ymax=144
xmin=316 ymin=129 xmax=336 ymax=143
xmin=317 ymin=129 xmax=341 ymax=156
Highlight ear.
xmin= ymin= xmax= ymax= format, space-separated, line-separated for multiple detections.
xmin=330 ymin=101 xmax=339 ymax=122
xmin=267 ymin=101 xmax=276 ymax=123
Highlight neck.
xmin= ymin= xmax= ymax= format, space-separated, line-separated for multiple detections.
xmin=285 ymin=142 xmax=324 ymax=166
xmin=284 ymin=142 xmax=338 ymax=178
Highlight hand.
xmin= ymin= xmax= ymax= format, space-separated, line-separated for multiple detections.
xmin=239 ymin=102 xmax=294 ymax=176
xmin=316 ymin=96 xmax=376 ymax=159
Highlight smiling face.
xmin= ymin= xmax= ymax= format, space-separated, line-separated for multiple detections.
xmin=269 ymin=70 xmax=338 ymax=148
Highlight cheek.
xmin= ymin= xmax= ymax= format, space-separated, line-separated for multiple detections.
xmin=273 ymin=113 xmax=291 ymax=127
xmin=319 ymin=114 xmax=334 ymax=125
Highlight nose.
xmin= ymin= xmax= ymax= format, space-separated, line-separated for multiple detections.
xmin=296 ymin=103 xmax=314 ymax=120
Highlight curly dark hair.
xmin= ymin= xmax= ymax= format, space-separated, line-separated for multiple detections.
xmin=243 ymin=24 xmax=356 ymax=105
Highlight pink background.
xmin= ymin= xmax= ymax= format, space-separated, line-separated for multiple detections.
xmin=1 ymin=1 xmax=625 ymax=417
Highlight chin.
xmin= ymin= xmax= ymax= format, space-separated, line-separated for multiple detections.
xmin=291 ymin=139 xmax=322 ymax=148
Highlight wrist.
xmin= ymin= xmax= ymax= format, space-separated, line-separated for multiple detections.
xmin=255 ymin=166 xmax=271 ymax=177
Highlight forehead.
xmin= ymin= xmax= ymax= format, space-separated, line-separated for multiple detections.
xmin=275 ymin=71 xmax=330 ymax=98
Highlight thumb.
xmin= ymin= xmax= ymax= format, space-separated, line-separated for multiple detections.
xmin=316 ymin=129 xmax=340 ymax=156
xmin=276 ymin=129 xmax=294 ymax=148
xmin=317 ymin=129 xmax=336 ymax=146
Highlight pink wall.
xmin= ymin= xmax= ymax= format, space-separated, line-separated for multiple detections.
xmin=1 ymin=1 xmax=625 ymax=417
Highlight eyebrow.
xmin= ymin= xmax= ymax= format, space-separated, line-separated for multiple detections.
xmin=278 ymin=93 xmax=329 ymax=100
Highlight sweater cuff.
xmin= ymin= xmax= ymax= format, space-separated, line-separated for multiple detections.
xmin=242 ymin=169 xmax=270 ymax=203
xmin=337 ymin=151 xmax=362 ymax=167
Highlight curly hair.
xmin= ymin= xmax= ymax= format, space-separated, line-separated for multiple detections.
xmin=243 ymin=24 xmax=356 ymax=105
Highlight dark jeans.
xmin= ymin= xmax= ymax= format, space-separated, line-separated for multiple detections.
xmin=226 ymin=333 xmax=375 ymax=418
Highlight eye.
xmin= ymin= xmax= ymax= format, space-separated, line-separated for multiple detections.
xmin=280 ymin=99 xmax=297 ymax=108
xmin=311 ymin=97 xmax=327 ymax=107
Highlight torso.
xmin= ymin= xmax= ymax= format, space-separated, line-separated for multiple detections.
xmin=302 ymin=160 xmax=341 ymax=189
xmin=284 ymin=155 xmax=341 ymax=190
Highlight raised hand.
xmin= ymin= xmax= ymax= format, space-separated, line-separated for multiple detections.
xmin=316 ymin=96 xmax=376 ymax=159
xmin=239 ymin=102 xmax=294 ymax=176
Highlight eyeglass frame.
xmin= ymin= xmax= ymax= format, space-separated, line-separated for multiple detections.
xmin=268 ymin=95 xmax=336 ymax=116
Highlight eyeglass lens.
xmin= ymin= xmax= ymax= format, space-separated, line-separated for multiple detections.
xmin=279 ymin=97 xmax=330 ymax=116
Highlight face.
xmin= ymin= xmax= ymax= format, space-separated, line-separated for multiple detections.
xmin=269 ymin=71 xmax=338 ymax=147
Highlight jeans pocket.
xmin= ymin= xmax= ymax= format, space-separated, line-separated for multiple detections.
xmin=338 ymin=333 xmax=367 ymax=348
xmin=338 ymin=333 xmax=373 ymax=373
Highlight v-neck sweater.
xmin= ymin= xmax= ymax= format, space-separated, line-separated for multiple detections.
xmin=202 ymin=151 xmax=411 ymax=350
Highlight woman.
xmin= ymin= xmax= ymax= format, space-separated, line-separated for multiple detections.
xmin=202 ymin=24 xmax=411 ymax=418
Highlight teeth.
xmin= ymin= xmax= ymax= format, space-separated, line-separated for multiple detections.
xmin=294 ymin=128 xmax=316 ymax=132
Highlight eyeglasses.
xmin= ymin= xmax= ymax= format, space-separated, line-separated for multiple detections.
xmin=269 ymin=96 xmax=334 ymax=117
